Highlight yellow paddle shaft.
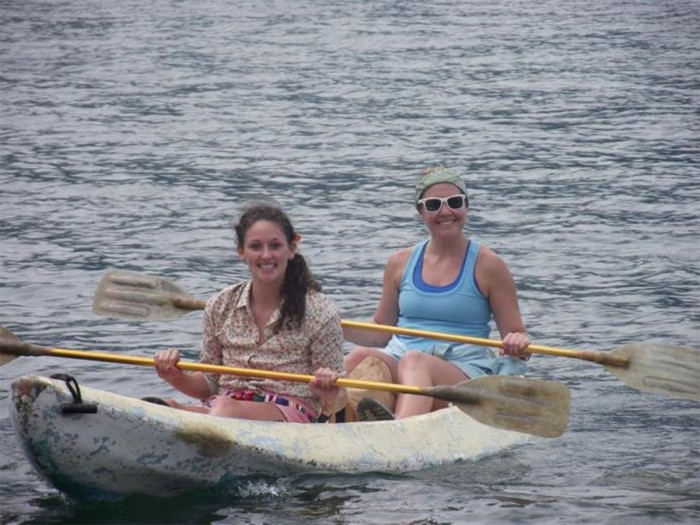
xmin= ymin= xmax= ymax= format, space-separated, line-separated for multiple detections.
xmin=2 ymin=341 xmax=427 ymax=396
xmin=172 ymin=297 xmax=207 ymax=310
xmin=163 ymin=300 xmax=630 ymax=368
xmin=341 ymin=320 xmax=630 ymax=368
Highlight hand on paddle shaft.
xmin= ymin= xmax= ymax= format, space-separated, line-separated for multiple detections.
xmin=0 ymin=327 xmax=569 ymax=438
xmin=92 ymin=269 xmax=700 ymax=402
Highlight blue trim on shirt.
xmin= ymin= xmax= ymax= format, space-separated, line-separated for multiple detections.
xmin=412 ymin=241 xmax=470 ymax=293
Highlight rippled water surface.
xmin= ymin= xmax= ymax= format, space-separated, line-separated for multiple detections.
xmin=1 ymin=0 xmax=699 ymax=523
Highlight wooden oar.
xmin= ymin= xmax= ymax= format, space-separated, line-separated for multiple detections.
xmin=0 ymin=329 xmax=569 ymax=438
xmin=93 ymin=269 xmax=700 ymax=402
xmin=342 ymin=322 xmax=700 ymax=402
xmin=93 ymin=269 xmax=207 ymax=321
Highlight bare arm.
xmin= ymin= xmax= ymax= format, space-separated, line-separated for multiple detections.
xmin=342 ymin=248 xmax=410 ymax=347
xmin=153 ymin=349 xmax=213 ymax=400
xmin=476 ymin=246 xmax=531 ymax=358
xmin=309 ymin=313 xmax=347 ymax=413
xmin=309 ymin=367 xmax=347 ymax=415
xmin=154 ymin=297 xmax=223 ymax=401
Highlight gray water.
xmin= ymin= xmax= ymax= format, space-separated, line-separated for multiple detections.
xmin=1 ymin=0 xmax=699 ymax=523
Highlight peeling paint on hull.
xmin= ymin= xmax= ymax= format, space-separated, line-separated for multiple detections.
xmin=11 ymin=375 xmax=534 ymax=500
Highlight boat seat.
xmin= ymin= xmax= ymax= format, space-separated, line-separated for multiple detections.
xmin=342 ymin=356 xmax=395 ymax=423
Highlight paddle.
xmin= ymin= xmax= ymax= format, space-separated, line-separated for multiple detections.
xmin=93 ymin=269 xmax=699 ymax=402
xmin=0 ymin=329 xmax=569 ymax=438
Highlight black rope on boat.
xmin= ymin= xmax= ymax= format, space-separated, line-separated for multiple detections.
xmin=50 ymin=373 xmax=98 ymax=414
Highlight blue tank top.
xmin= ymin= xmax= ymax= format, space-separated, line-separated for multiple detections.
xmin=395 ymin=239 xmax=491 ymax=351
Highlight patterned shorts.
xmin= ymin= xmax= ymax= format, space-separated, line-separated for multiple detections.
xmin=204 ymin=388 xmax=315 ymax=423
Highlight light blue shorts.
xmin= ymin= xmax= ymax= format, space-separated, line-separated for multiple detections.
xmin=382 ymin=336 xmax=527 ymax=379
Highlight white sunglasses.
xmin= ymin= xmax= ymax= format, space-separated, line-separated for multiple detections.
xmin=417 ymin=194 xmax=468 ymax=212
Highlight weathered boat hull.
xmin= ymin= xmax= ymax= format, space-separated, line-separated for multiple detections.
xmin=11 ymin=375 xmax=534 ymax=500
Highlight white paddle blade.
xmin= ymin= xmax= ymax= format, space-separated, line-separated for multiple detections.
xmin=92 ymin=269 xmax=197 ymax=321
xmin=0 ymin=327 xmax=21 ymax=365
xmin=609 ymin=343 xmax=700 ymax=401
xmin=430 ymin=376 xmax=570 ymax=438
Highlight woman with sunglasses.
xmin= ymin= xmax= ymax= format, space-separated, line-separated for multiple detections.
xmin=344 ymin=167 xmax=531 ymax=421
xmin=150 ymin=204 xmax=346 ymax=423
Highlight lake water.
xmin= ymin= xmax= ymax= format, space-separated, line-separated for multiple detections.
xmin=1 ymin=0 xmax=698 ymax=523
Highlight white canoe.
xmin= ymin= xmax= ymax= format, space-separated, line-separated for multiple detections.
xmin=11 ymin=375 xmax=534 ymax=500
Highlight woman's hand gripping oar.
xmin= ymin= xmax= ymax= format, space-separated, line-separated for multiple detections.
xmin=0 ymin=327 xmax=569 ymax=438
xmin=93 ymin=269 xmax=700 ymax=402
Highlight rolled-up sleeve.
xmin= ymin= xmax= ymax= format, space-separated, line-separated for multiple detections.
xmin=308 ymin=308 xmax=344 ymax=375
xmin=199 ymin=297 xmax=223 ymax=395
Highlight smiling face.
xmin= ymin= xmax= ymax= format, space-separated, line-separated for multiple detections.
xmin=417 ymin=182 xmax=468 ymax=236
xmin=237 ymin=220 xmax=296 ymax=286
